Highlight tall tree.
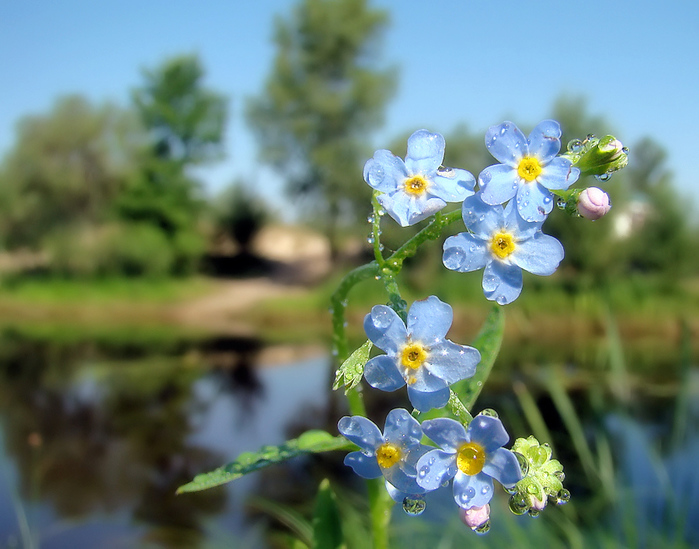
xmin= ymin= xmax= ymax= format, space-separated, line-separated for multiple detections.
xmin=247 ymin=0 xmax=396 ymax=249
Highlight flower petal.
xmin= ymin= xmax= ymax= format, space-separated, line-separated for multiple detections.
xmin=538 ymin=156 xmax=579 ymax=191
xmin=467 ymin=415 xmax=510 ymax=452
xmin=527 ymin=120 xmax=562 ymax=164
xmin=516 ymin=182 xmax=554 ymax=222
xmin=363 ymin=150 xmax=408 ymax=193
xmin=407 ymin=385 xmax=450 ymax=412
xmin=338 ymin=415 xmax=383 ymax=451
xmin=461 ymin=194 xmax=504 ymax=238
xmin=364 ymin=305 xmax=407 ymax=354
xmin=453 ymin=471 xmax=494 ymax=509
xmin=404 ymin=129 xmax=445 ymax=175
xmin=406 ymin=362 xmax=449 ymax=393
xmin=421 ymin=418 xmax=467 ymax=451
xmin=430 ymin=168 xmax=476 ymax=202
xmin=416 ymin=449 xmax=458 ymax=491
xmin=484 ymin=121 xmax=527 ymax=166
xmin=364 ymin=355 xmax=406 ymax=392
xmin=443 ymin=233 xmax=490 ymax=273
xmin=386 ymin=466 xmax=428 ymax=495
xmin=483 ymin=447 xmax=522 ymax=487
xmin=384 ymin=408 xmax=423 ymax=448
xmin=344 ymin=451 xmax=382 ymax=479
xmin=425 ymin=340 xmax=480 ymax=384
xmin=407 ymin=295 xmax=453 ymax=342
xmin=511 ymin=233 xmax=564 ymax=276
xmin=478 ymin=164 xmax=519 ymax=206
xmin=482 ymin=260 xmax=523 ymax=305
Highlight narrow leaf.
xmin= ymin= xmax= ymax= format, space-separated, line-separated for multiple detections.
xmin=248 ymin=496 xmax=313 ymax=548
xmin=177 ymin=430 xmax=355 ymax=493
xmin=312 ymin=479 xmax=343 ymax=549
xmin=333 ymin=339 xmax=372 ymax=393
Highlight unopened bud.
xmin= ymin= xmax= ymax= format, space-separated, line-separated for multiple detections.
xmin=459 ymin=503 xmax=490 ymax=529
xmin=567 ymin=134 xmax=629 ymax=177
xmin=577 ymin=187 xmax=611 ymax=220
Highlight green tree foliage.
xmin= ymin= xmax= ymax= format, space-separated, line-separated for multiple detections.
xmin=213 ymin=181 xmax=270 ymax=252
xmin=246 ymin=0 xmax=396 ymax=247
xmin=0 ymin=95 xmax=138 ymax=249
xmin=118 ymin=54 xmax=228 ymax=274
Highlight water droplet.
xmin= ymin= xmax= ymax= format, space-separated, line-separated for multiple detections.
xmin=595 ymin=172 xmax=612 ymax=182
xmin=437 ymin=166 xmax=455 ymax=178
xmin=513 ymin=451 xmax=529 ymax=477
xmin=528 ymin=508 xmax=541 ymax=518
xmin=418 ymin=467 xmax=427 ymax=478
xmin=556 ymin=198 xmax=567 ymax=210
xmin=508 ymin=494 xmax=530 ymax=515
xmin=621 ymin=146 xmax=629 ymax=154
xmin=556 ymin=488 xmax=571 ymax=504
xmin=554 ymin=471 xmax=565 ymax=482
xmin=567 ymin=139 xmax=583 ymax=153
xmin=586 ymin=134 xmax=595 ymax=141
xmin=402 ymin=496 xmax=426 ymax=516
xmin=473 ymin=520 xmax=491 ymax=535
xmin=478 ymin=408 xmax=499 ymax=418
xmin=367 ymin=214 xmax=375 ymax=223
xmin=367 ymin=235 xmax=375 ymax=244
xmin=481 ymin=485 xmax=490 ymax=495
xmin=466 ymin=487 xmax=476 ymax=499
xmin=543 ymin=195 xmax=552 ymax=204
xmin=495 ymin=295 xmax=507 ymax=305
xmin=428 ymin=456 xmax=435 ymax=465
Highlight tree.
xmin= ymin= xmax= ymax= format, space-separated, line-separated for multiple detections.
xmin=246 ymin=0 xmax=396 ymax=250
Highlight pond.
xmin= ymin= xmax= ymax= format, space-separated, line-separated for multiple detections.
xmin=0 ymin=333 xmax=698 ymax=548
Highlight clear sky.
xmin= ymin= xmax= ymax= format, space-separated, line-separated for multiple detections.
xmin=1 ymin=0 xmax=697 ymax=216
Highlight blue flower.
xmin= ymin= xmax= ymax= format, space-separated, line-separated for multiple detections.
xmin=363 ymin=296 xmax=480 ymax=411
xmin=363 ymin=129 xmax=476 ymax=226
xmin=443 ymin=194 xmax=564 ymax=305
xmin=478 ymin=120 xmax=580 ymax=222
xmin=337 ymin=408 xmax=432 ymax=494
xmin=416 ymin=415 xmax=522 ymax=510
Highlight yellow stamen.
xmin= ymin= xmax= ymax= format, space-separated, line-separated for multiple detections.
xmin=456 ymin=442 xmax=486 ymax=475
xmin=517 ymin=157 xmax=542 ymax=182
xmin=404 ymin=175 xmax=429 ymax=195
xmin=376 ymin=442 xmax=402 ymax=468
xmin=401 ymin=342 xmax=428 ymax=370
xmin=490 ymin=232 xmax=516 ymax=260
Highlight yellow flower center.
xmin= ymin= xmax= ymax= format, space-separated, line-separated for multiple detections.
xmin=376 ymin=442 xmax=402 ymax=469
xmin=400 ymin=342 xmax=428 ymax=370
xmin=456 ymin=442 xmax=486 ymax=475
xmin=404 ymin=175 xmax=429 ymax=195
xmin=490 ymin=232 xmax=516 ymax=259
xmin=517 ymin=157 xmax=542 ymax=182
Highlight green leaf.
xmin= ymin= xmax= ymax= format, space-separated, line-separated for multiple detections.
xmin=454 ymin=305 xmax=505 ymax=412
xmin=332 ymin=339 xmax=372 ymax=393
xmin=312 ymin=480 xmax=344 ymax=549
xmin=177 ymin=430 xmax=355 ymax=493
xmin=248 ymin=496 xmax=313 ymax=548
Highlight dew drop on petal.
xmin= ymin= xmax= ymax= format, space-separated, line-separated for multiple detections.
xmin=543 ymin=195 xmax=552 ymax=204
xmin=402 ymin=496 xmax=426 ymax=516
xmin=478 ymin=408 xmax=499 ymax=418
xmin=437 ymin=166 xmax=455 ymax=178
xmin=473 ymin=519 xmax=491 ymax=535
xmin=495 ymin=295 xmax=507 ymax=306
xmin=513 ymin=451 xmax=529 ymax=477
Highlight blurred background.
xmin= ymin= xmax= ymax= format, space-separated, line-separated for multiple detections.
xmin=0 ymin=1 xmax=698 ymax=547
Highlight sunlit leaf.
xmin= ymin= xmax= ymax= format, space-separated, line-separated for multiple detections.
xmin=332 ymin=339 xmax=372 ymax=393
xmin=177 ymin=430 xmax=355 ymax=493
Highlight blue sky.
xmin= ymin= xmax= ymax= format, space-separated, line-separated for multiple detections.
xmin=1 ymin=0 xmax=697 ymax=216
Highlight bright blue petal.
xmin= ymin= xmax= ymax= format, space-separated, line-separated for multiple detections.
xmin=425 ymin=340 xmax=480 ymax=384
xmin=385 ymin=466 xmax=427 ymax=495
xmin=483 ymin=447 xmax=522 ymax=487
xmin=407 ymin=295 xmax=453 ymax=342
xmin=482 ymin=260 xmax=523 ymax=305
xmin=538 ymin=156 xmax=579 ymax=191
xmin=504 ymin=200 xmax=541 ymax=240
xmin=407 ymin=385 xmax=450 ymax=412
xmin=527 ymin=120 xmax=561 ymax=164
xmin=516 ymin=182 xmax=554 ymax=222
xmin=467 ymin=415 xmax=510 ymax=452
xmin=484 ymin=121 xmax=527 ymax=166
xmin=405 ymin=130 xmax=445 ymax=175
xmin=461 ymin=194 xmax=504 ymax=238
xmin=344 ymin=451 xmax=382 ymax=479
xmin=453 ymin=471 xmax=494 ymax=509
xmin=416 ymin=449 xmax=458 ymax=491
xmin=338 ymin=416 xmax=383 ymax=451
xmin=407 ymin=194 xmax=447 ymax=225
xmin=406 ymin=362 xmax=449 ymax=393
xmin=363 ymin=150 xmax=408 ymax=192
xmin=364 ymin=355 xmax=406 ymax=392
xmin=430 ymin=168 xmax=476 ymax=202
xmin=384 ymin=408 xmax=423 ymax=448
xmin=421 ymin=418 xmax=467 ymax=451
xmin=478 ymin=164 xmax=519 ymax=206
xmin=511 ymin=233 xmax=564 ymax=276
xmin=364 ymin=305 xmax=406 ymax=354
xmin=443 ymin=233 xmax=490 ymax=273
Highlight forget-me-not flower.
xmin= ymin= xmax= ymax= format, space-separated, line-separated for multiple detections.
xmin=443 ymin=194 xmax=564 ymax=305
xmin=478 ymin=120 xmax=579 ymax=222
xmin=416 ymin=415 xmax=522 ymax=510
xmin=363 ymin=296 xmax=481 ymax=411
xmin=363 ymin=130 xmax=476 ymax=226
xmin=338 ymin=408 xmax=432 ymax=494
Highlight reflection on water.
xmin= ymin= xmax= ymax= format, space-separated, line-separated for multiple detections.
xmin=0 ymin=336 xmax=333 ymax=548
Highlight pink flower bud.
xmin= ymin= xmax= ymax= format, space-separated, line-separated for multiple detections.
xmin=459 ymin=503 xmax=490 ymax=528
xmin=530 ymin=495 xmax=547 ymax=511
xmin=577 ymin=187 xmax=611 ymax=220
